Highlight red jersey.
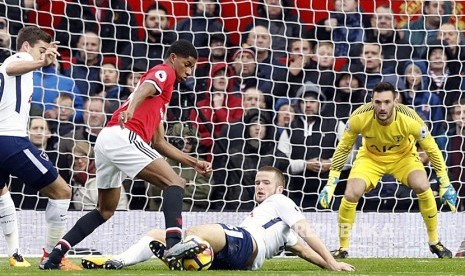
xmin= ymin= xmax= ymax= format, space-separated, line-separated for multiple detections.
xmin=107 ymin=64 xmax=176 ymax=143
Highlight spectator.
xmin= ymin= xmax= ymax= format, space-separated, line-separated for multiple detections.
xmin=342 ymin=42 xmax=405 ymax=98
xmin=119 ymin=3 xmax=176 ymax=72
xmin=401 ymin=61 xmax=445 ymax=137
xmin=425 ymin=42 xmax=462 ymax=107
xmin=189 ymin=63 xmax=242 ymax=160
xmin=437 ymin=22 xmax=465 ymax=75
xmin=245 ymin=24 xmax=285 ymax=78
xmin=212 ymin=109 xmax=288 ymax=211
xmin=402 ymin=0 xmax=450 ymax=58
xmin=99 ymin=61 xmax=124 ymax=113
xmin=445 ymin=98 xmax=465 ymax=211
xmin=273 ymin=97 xmax=295 ymax=136
xmin=243 ymin=0 xmax=308 ymax=58
xmin=0 ymin=0 xmax=33 ymax=49
xmin=57 ymin=97 xmax=107 ymax=183
xmin=148 ymin=123 xmax=211 ymax=211
xmin=193 ymin=32 xmax=230 ymax=92
xmin=54 ymin=0 xmax=138 ymax=55
xmin=10 ymin=117 xmax=55 ymax=210
xmin=278 ymin=81 xmax=345 ymax=210
xmin=331 ymin=72 xmax=366 ymax=123
xmin=0 ymin=16 xmax=12 ymax=63
xmin=175 ymin=0 xmax=223 ymax=58
xmin=310 ymin=0 xmax=370 ymax=57
xmin=71 ymin=140 xmax=128 ymax=210
xmin=242 ymin=87 xmax=268 ymax=116
xmin=44 ymin=93 xmax=76 ymax=139
xmin=307 ymin=42 xmax=337 ymax=100
xmin=32 ymin=60 xmax=83 ymax=122
xmin=273 ymin=38 xmax=314 ymax=98
xmin=64 ymin=32 xmax=102 ymax=96
xmin=231 ymin=46 xmax=272 ymax=94
xmin=364 ymin=5 xmax=413 ymax=75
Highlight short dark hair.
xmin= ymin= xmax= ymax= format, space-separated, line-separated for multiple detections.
xmin=16 ymin=26 xmax=51 ymax=51
xmin=258 ymin=166 xmax=286 ymax=188
xmin=165 ymin=39 xmax=198 ymax=59
xmin=372 ymin=82 xmax=397 ymax=97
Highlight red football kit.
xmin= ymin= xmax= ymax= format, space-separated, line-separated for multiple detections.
xmin=107 ymin=64 xmax=176 ymax=143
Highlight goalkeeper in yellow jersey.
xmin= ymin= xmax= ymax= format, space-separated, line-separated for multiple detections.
xmin=318 ymin=82 xmax=457 ymax=259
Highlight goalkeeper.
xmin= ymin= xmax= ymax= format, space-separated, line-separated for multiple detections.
xmin=318 ymin=82 xmax=456 ymax=259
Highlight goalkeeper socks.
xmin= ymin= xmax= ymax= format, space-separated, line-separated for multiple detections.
xmin=0 ymin=191 xmax=19 ymax=256
xmin=162 ymin=185 xmax=184 ymax=249
xmin=338 ymin=197 xmax=357 ymax=250
xmin=45 ymin=199 xmax=70 ymax=253
xmin=48 ymin=209 xmax=107 ymax=264
xmin=116 ymin=235 xmax=154 ymax=266
xmin=417 ymin=188 xmax=439 ymax=244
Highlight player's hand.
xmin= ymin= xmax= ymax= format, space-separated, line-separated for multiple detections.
xmin=335 ymin=261 xmax=355 ymax=272
xmin=40 ymin=41 xmax=60 ymax=67
xmin=318 ymin=176 xmax=339 ymax=209
xmin=119 ymin=111 xmax=133 ymax=129
xmin=194 ymin=160 xmax=212 ymax=176
xmin=439 ymin=184 xmax=457 ymax=212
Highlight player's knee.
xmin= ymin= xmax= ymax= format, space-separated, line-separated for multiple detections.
xmin=97 ymin=207 xmax=115 ymax=221
xmin=344 ymin=189 xmax=363 ymax=202
xmin=185 ymin=225 xmax=202 ymax=237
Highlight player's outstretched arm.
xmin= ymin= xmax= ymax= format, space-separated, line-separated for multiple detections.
xmin=152 ymin=123 xmax=212 ymax=176
xmin=291 ymin=219 xmax=355 ymax=272
xmin=6 ymin=42 xmax=60 ymax=76
xmin=287 ymin=240 xmax=354 ymax=271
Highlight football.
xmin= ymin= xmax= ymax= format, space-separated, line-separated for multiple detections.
xmin=182 ymin=236 xmax=214 ymax=271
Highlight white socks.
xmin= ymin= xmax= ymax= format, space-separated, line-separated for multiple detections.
xmin=45 ymin=199 xmax=70 ymax=253
xmin=0 ymin=191 xmax=19 ymax=256
xmin=116 ymin=235 xmax=154 ymax=267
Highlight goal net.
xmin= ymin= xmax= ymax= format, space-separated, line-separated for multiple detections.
xmin=0 ymin=0 xmax=463 ymax=257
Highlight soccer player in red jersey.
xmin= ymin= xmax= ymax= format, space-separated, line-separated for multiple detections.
xmin=40 ymin=40 xmax=212 ymax=270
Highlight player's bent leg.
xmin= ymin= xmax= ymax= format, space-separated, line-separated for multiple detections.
xmin=185 ymin=224 xmax=227 ymax=253
xmin=336 ymin=178 xmax=366 ymax=256
xmin=138 ymin=158 xmax=186 ymax=262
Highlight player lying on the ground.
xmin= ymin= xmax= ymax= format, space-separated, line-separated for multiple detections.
xmin=82 ymin=166 xmax=354 ymax=272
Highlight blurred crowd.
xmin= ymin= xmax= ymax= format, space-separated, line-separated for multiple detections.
xmin=1 ymin=0 xmax=464 ymax=212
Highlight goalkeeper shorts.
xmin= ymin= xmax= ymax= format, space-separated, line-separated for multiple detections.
xmin=349 ymin=151 xmax=425 ymax=191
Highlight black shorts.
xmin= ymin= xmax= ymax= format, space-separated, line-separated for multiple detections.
xmin=0 ymin=136 xmax=58 ymax=190
xmin=210 ymin=223 xmax=254 ymax=270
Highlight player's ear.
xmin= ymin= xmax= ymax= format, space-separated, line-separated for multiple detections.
xmin=276 ymin=185 xmax=284 ymax=194
xmin=22 ymin=41 xmax=31 ymax=52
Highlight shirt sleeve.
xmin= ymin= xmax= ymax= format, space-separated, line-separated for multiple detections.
xmin=414 ymin=121 xmax=450 ymax=185
xmin=143 ymin=68 xmax=173 ymax=96
xmin=329 ymin=115 xmax=360 ymax=177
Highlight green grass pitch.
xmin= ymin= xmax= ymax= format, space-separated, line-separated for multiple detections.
xmin=1 ymin=257 xmax=464 ymax=275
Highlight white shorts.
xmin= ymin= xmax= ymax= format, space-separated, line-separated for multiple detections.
xmin=94 ymin=126 xmax=162 ymax=189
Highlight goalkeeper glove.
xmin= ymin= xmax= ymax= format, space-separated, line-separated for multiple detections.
xmin=439 ymin=184 xmax=457 ymax=212
xmin=318 ymin=176 xmax=339 ymax=209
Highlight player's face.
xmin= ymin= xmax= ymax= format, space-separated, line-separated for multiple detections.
xmin=27 ymin=40 xmax=49 ymax=61
xmin=372 ymin=90 xmax=397 ymax=124
xmin=254 ymin=171 xmax=284 ymax=203
xmin=451 ymin=104 xmax=465 ymax=129
xmin=172 ymin=54 xmax=197 ymax=82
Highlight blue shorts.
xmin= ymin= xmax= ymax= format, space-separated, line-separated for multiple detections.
xmin=210 ymin=223 xmax=254 ymax=270
xmin=0 ymin=136 xmax=58 ymax=190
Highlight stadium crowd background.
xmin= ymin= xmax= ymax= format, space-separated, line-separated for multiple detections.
xmin=0 ymin=0 xmax=464 ymax=212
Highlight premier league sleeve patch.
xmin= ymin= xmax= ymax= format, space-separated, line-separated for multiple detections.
xmin=419 ymin=125 xmax=429 ymax=140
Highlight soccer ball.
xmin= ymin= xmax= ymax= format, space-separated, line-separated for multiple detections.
xmin=182 ymin=236 xmax=214 ymax=271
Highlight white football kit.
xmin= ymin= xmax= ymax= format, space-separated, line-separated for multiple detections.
xmin=240 ymin=194 xmax=305 ymax=270
xmin=0 ymin=52 xmax=34 ymax=137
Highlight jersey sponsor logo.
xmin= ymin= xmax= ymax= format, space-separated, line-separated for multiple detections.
xmin=155 ymin=70 xmax=167 ymax=82
xmin=369 ymin=144 xmax=400 ymax=153
xmin=365 ymin=135 xmax=375 ymax=139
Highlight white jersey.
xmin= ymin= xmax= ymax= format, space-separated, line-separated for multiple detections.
xmin=0 ymin=52 xmax=34 ymax=137
xmin=240 ymin=194 xmax=305 ymax=270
